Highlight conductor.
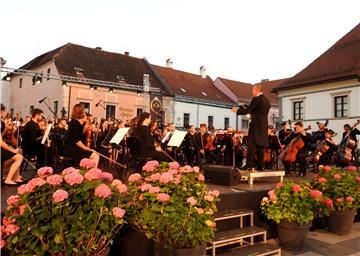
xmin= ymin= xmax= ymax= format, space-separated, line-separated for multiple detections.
xmin=232 ymin=84 xmax=270 ymax=171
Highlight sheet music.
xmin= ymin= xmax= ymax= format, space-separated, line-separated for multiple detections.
xmin=161 ymin=132 xmax=171 ymax=144
xmin=167 ymin=130 xmax=187 ymax=147
xmin=109 ymin=127 xmax=130 ymax=144
xmin=41 ymin=124 xmax=52 ymax=144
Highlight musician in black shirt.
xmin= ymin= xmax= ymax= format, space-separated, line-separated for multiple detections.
xmin=64 ymin=104 xmax=100 ymax=167
xmin=183 ymin=125 xmax=197 ymax=166
xmin=343 ymin=124 xmax=360 ymax=143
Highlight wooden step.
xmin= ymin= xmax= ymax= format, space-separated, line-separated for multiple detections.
xmin=215 ymin=209 xmax=253 ymax=221
xmin=216 ymin=243 xmax=281 ymax=256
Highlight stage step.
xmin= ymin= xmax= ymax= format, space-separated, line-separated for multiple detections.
xmin=216 ymin=243 xmax=281 ymax=256
xmin=207 ymin=226 xmax=267 ymax=256
xmin=214 ymin=209 xmax=253 ymax=227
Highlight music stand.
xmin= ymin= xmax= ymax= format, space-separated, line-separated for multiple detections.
xmin=41 ymin=124 xmax=52 ymax=166
xmin=109 ymin=128 xmax=130 ymax=166
xmin=167 ymin=130 xmax=187 ymax=161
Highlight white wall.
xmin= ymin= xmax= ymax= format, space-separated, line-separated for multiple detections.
xmin=1 ymin=80 xmax=11 ymax=110
xmin=174 ymin=101 xmax=236 ymax=129
xmin=279 ymin=79 xmax=360 ymax=144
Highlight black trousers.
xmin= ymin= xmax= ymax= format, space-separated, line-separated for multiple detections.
xmin=247 ymin=139 xmax=265 ymax=169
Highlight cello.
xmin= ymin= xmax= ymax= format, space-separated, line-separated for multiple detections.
xmin=336 ymin=119 xmax=360 ymax=164
xmin=280 ymin=126 xmax=311 ymax=163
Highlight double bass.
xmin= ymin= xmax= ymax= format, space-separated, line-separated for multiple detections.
xmin=280 ymin=126 xmax=311 ymax=163
xmin=337 ymin=119 xmax=360 ymax=164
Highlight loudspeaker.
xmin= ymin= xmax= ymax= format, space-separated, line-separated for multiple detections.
xmin=204 ymin=165 xmax=241 ymax=186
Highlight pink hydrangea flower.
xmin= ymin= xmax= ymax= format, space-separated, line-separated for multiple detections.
xmin=168 ymin=169 xmax=178 ymax=175
xmin=336 ymin=197 xmax=343 ymax=204
xmin=6 ymin=195 xmax=21 ymax=206
xmin=84 ymin=168 xmax=102 ymax=181
xmin=64 ymin=172 xmax=84 ymax=185
xmin=193 ymin=166 xmax=200 ymax=173
xmin=269 ymin=194 xmax=277 ymax=201
xmin=196 ymin=207 xmax=204 ymax=214
xmin=157 ymin=193 xmax=170 ymax=202
xmin=198 ymin=174 xmax=205 ymax=182
xmin=187 ymin=197 xmax=197 ymax=206
xmin=356 ymin=177 xmax=360 ymax=184
xmin=149 ymin=186 xmax=160 ymax=193
xmin=128 ymin=173 xmax=141 ymax=183
xmin=28 ymin=177 xmax=46 ymax=190
xmin=348 ymin=166 xmax=357 ymax=172
xmin=112 ymin=207 xmax=126 ymax=218
xmin=160 ymin=172 xmax=174 ymax=184
xmin=324 ymin=198 xmax=333 ymax=207
xmin=79 ymin=158 xmax=96 ymax=169
xmin=117 ymin=184 xmax=128 ymax=194
xmin=204 ymin=194 xmax=215 ymax=202
xmin=318 ymin=165 xmax=324 ymax=170
xmin=62 ymin=167 xmax=80 ymax=176
xmin=168 ymin=162 xmax=180 ymax=170
xmin=2 ymin=217 xmax=15 ymax=226
xmin=346 ymin=196 xmax=353 ymax=203
xmin=19 ymin=204 xmax=29 ymax=216
xmin=95 ymin=184 xmax=112 ymax=198
xmin=4 ymin=224 xmax=20 ymax=236
xmin=101 ymin=172 xmax=113 ymax=182
xmin=0 ymin=239 xmax=6 ymax=249
xmin=17 ymin=184 xmax=32 ymax=195
xmin=173 ymin=177 xmax=181 ymax=185
xmin=309 ymin=190 xmax=323 ymax=198
xmin=333 ymin=173 xmax=341 ymax=180
xmin=52 ymin=190 xmax=69 ymax=203
xmin=324 ymin=166 xmax=331 ymax=172
xmin=37 ymin=166 xmax=53 ymax=177
xmin=292 ymin=185 xmax=302 ymax=193
xmin=209 ymin=190 xmax=220 ymax=197
xmin=313 ymin=173 xmax=319 ymax=179
xmin=111 ymin=179 xmax=122 ymax=187
xmin=148 ymin=173 xmax=161 ymax=182
xmin=46 ymin=174 xmax=63 ymax=186
xmin=183 ymin=165 xmax=193 ymax=173
xmin=276 ymin=182 xmax=284 ymax=188
xmin=140 ymin=183 xmax=152 ymax=192
xmin=318 ymin=177 xmax=327 ymax=183
xmin=142 ymin=160 xmax=159 ymax=172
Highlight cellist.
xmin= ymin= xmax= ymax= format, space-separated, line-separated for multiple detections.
xmin=282 ymin=121 xmax=313 ymax=177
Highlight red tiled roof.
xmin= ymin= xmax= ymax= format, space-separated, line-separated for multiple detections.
xmin=152 ymin=65 xmax=234 ymax=104
xmin=275 ymin=23 xmax=360 ymax=91
xmin=20 ymin=43 xmax=164 ymax=91
xmin=219 ymin=77 xmax=283 ymax=106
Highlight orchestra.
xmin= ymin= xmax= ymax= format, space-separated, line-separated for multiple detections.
xmin=1 ymin=101 xmax=359 ymax=186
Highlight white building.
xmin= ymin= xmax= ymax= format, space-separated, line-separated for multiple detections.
xmin=274 ymin=23 xmax=360 ymax=144
xmin=0 ymin=57 xmax=11 ymax=110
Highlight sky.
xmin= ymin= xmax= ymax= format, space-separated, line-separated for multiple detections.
xmin=1 ymin=0 xmax=359 ymax=84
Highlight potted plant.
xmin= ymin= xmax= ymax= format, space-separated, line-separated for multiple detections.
xmin=260 ymin=179 xmax=324 ymax=250
xmin=310 ymin=165 xmax=360 ymax=235
xmin=1 ymin=158 xmax=128 ymax=255
xmin=127 ymin=161 xmax=220 ymax=256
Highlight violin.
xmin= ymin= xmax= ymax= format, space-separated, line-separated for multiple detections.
xmin=205 ymin=133 xmax=215 ymax=151
xmin=84 ymin=120 xmax=94 ymax=148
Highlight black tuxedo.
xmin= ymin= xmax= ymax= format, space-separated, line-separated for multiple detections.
xmin=236 ymin=94 xmax=270 ymax=169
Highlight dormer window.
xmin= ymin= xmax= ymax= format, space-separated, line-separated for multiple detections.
xmin=180 ymin=88 xmax=187 ymax=93
xmin=74 ymin=67 xmax=84 ymax=76
xmin=117 ymin=75 xmax=125 ymax=82
xmin=201 ymin=91 xmax=207 ymax=96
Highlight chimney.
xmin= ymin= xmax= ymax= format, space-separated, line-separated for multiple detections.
xmin=125 ymin=51 xmax=130 ymax=56
xmin=166 ymin=58 xmax=173 ymax=68
xmin=200 ymin=66 xmax=206 ymax=78
xmin=95 ymin=47 xmax=102 ymax=50
xmin=261 ymin=78 xmax=269 ymax=83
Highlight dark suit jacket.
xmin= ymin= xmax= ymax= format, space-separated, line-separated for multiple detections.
xmin=237 ymin=94 xmax=270 ymax=147
xmin=195 ymin=132 xmax=209 ymax=152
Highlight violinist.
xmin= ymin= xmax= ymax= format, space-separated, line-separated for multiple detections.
xmin=136 ymin=112 xmax=168 ymax=162
xmin=53 ymin=118 xmax=68 ymax=156
xmin=1 ymin=103 xmax=24 ymax=185
xmin=183 ymin=125 xmax=197 ymax=166
xmin=278 ymin=122 xmax=292 ymax=146
xmin=317 ymin=129 xmax=337 ymax=166
xmin=64 ymin=104 xmax=100 ymax=167
xmin=149 ymin=120 xmax=162 ymax=143
xmin=22 ymin=108 xmax=43 ymax=164
xmin=282 ymin=121 xmax=313 ymax=177
xmin=195 ymin=123 xmax=209 ymax=167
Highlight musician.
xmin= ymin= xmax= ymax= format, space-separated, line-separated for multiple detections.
xmin=64 ymin=104 xmax=100 ymax=167
xmin=52 ymin=118 xmax=68 ymax=156
xmin=278 ymin=122 xmax=292 ymax=145
xmin=343 ymin=124 xmax=360 ymax=144
xmin=1 ymin=103 xmax=24 ymax=185
xmin=21 ymin=108 xmax=43 ymax=163
xmin=149 ymin=120 xmax=162 ymax=143
xmin=195 ymin=123 xmax=209 ymax=167
xmin=317 ymin=129 xmax=337 ymax=166
xmin=232 ymin=84 xmax=270 ymax=171
xmin=136 ymin=112 xmax=168 ymax=162
xmin=183 ymin=125 xmax=197 ymax=166
xmin=283 ymin=122 xmax=313 ymax=177
xmin=312 ymin=121 xmax=327 ymax=143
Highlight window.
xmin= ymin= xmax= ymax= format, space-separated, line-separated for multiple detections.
xmin=30 ymin=105 xmax=34 ymax=115
xmin=19 ymin=78 xmax=22 ymax=88
xmin=47 ymin=68 xmax=51 ymax=80
xmin=224 ymin=118 xmax=229 ymax=130
xmin=137 ymin=108 xmax=143 ymax=117
xmin=201 ymin=91 xmax=207 ymax=96
xmin=183 ymin=113 xmax=190 ymax=128
xmin=334 ymin=96 xmax=348 ymax=117
xmin=54 ymin=101 xmax=58 ymax=117
xmin=80 ymin=102 xmax=90 ymax=114
xmin=208 ymin=116 xmax=214 ymax=130
xmin=241 ymin=120 xmax=249 ymax=129
xmin=106 ymin=105 xmax=116 ymax=120
xmin=293 ymin=101 xmax=304 ymax=120
xmin=180 ymin=88 xmax=187 ymax=93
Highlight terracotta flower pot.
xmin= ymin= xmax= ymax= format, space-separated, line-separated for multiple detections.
xmin=154 ymin=243 xmax=206 ymax=256
xmin=328 ymin=209 xmax=356 ymax=235
xmin=276 ymin=219 xmax=311 ymax=251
